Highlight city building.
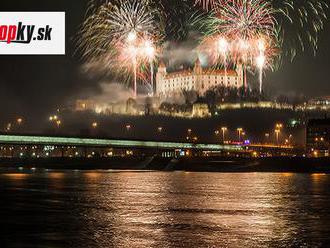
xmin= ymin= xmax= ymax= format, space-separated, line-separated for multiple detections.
xmin=156 ymin=59 xmax=244 ymax=97
xmin=294 ymin=96 xmax=330 ymax=111
xmin=306 ymin=118 xmax=330 ymax=157
xmin=75 ymin=100 xmax=96 ymax=111
xmin=192 ymin=103 xmax=211 ymax=118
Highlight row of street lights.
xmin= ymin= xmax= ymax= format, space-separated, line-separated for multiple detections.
xmin=49 ymin=115 xmax=61 ymax=128
xmin=17 ymin=117 xmax=292 ymax=146
xmin=265 ymin=123 xmax=293 ymax=146
xmin=215 ymin=127 xmax=246 ymax=144
xmin=3 ymin=117 xmax=24 ymax=132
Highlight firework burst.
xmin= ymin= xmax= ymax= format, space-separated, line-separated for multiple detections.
xmin=197 ymin=0 xmax=329 ymax=60
xmin=214 ymin=0 xmax=277 ymax=40
xmin=197 ymin=0 xmax=280 ymax=92
xmin=77 ymin=0 xmax=162 ymax=97
xmin=272 ymin=0 xmax=328 ymax=60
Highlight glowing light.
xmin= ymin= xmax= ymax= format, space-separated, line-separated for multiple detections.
xmin=127 ymin=31 xmax=137 ymax=43
xmin=92 ymin=122 xmax=98 ymax=128
xmin=256 ymin=54 xmax=265 ymax=93
xmin=218 ymin=37 xmax=229 ymax=53
xmin=237 ymin=128 xmax=243 ymax=142
xmin=77 ymin=0 xmax=161 ymax=97
xmin=257 ymin=39 xmax=266 ymax=52
xmin=17 ymin=118 xmax=23 ymax=124
xmin=256 ymin=54 xmax=265 ymax=68
xmin=143 ymin=40 xmax=155 ymax=58
xmin=56 ymin=120 xmax=61 ymax=127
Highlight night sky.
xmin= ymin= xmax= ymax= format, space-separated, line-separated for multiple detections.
xmin=0 ymin=0 xmax=330 ymax=118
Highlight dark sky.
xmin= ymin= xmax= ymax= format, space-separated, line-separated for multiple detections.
xmin=0 ymin=0 xmax=330 ymax=118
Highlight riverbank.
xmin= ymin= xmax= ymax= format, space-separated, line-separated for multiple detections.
xmin=0 ymin=156 xmax=329 ymax=173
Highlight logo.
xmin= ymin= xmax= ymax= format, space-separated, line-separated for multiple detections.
xmin=0 ymin=23 xmax=53 ymax=44
xmin=0 ymin=12 xmax=65 ymax=55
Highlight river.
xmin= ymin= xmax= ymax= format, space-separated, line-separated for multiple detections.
xmin=1 ymin=170 xmax=329 ymax=247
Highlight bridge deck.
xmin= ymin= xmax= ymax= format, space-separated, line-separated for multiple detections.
xmin=0 ymin=134 xmax=242 ymax=151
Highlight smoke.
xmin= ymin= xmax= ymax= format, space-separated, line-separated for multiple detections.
xmin=72 ymin=32 xmax=206 ymax=107
xmin=161 ymin=94 xmax=186 ymax=105
xmin=161 ymin=41 xmax=198 ymax=68
xmin=160 ymin=32 xmax=208 ymax=69
xmin=79 ymin=82 xmax=134 ymax=104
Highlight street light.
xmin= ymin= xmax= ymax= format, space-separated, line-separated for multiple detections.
xmin=221 ymin=127 xmax=228 ymax=143
xmin=17 ymin=118 xmax=23 ymax=125
xmin=158 ymin=127 xmax=163 ymax=133
xmin=56 ymin=120 xmax=61 ymax=128
xmin=265 ymin=133 xmax=270 ymax=144
xmin=6 ymin=123 xmax=12 ymax=132
xmin=92 ymin=122 xmax=98 ymax=128
xmin=237 ymin=128 xmax=243 ymax=143
xmin=275 ymin=129 xmax=280 ymax=145
xmin=274 ymin=123 xmax=283 ymax=145
xmin=276 ymin=123 xmax=283 ymax=129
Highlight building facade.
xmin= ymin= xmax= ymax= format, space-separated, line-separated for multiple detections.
xmin=156 ymin=59 xmax=244 ymax=97
xmin=306 ymin=118 xmax=330 ymax=157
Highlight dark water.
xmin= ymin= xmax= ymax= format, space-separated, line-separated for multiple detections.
xmin=1 ymin=170 xmax=330 ymax=248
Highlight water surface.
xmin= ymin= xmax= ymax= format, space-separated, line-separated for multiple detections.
xmin=0 ymin=170 xmax=329 ymax=247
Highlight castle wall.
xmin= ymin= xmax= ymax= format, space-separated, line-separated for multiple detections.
xmin=156 ymin=64 xmax=243 ymax=97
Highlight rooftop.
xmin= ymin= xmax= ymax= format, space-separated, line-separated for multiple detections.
xmin=163 ymin=68 xmax=237 ymax=79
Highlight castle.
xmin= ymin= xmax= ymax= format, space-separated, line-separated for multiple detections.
xmin=156 ymin=59 xmax=244 ymax=97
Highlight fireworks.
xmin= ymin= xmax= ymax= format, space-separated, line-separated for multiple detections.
xmin=77 ymin=0 xmax=162 ymax=97
xmin=215 ymin=0 xmax=277 ymax=40
xmin=195 ymin=0 xmax=218 ymax=10
xmin=108 ymin=0 xmax=159 ymax=42
xmin=272 ymin=0 xmax=328 ymax=60
xmin=77 ymin=0 xmax=328 ymax=95
xmin=197 ymin=0 xmax=280 ymax=92
xmin=199 ymin=34 xmax=277 ymax=92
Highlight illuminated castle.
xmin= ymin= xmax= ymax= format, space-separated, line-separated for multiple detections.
xmin=156 ymin=59 xmax=244 ymax=97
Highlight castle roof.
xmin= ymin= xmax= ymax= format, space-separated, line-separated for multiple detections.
xmin=195 ymin=58 xmax=201 ymax=66
xmin=159 ymin=61 xmax=166 ymax=68
xmin=163 ymin=68 xmax=237 ymax=79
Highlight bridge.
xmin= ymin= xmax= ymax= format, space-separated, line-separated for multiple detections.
xmin=0 ymin=134 xmax=242 ymax=151
xmin=0 ymin=134 xmax=298 ymax=159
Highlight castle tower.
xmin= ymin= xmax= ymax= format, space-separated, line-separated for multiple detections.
xmin=156 ymin=61 xmax=167 ymax=95
xmin=193 ymin=58 xmax=202 ymax=74
xmin=235 ymin=63 xmax=244 ymax=88
xmin=193 ymin=58 xmax=203 ymax=93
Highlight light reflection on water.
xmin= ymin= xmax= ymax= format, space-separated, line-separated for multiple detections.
xmin=0 ymin=171 xmax=330 ymax=247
